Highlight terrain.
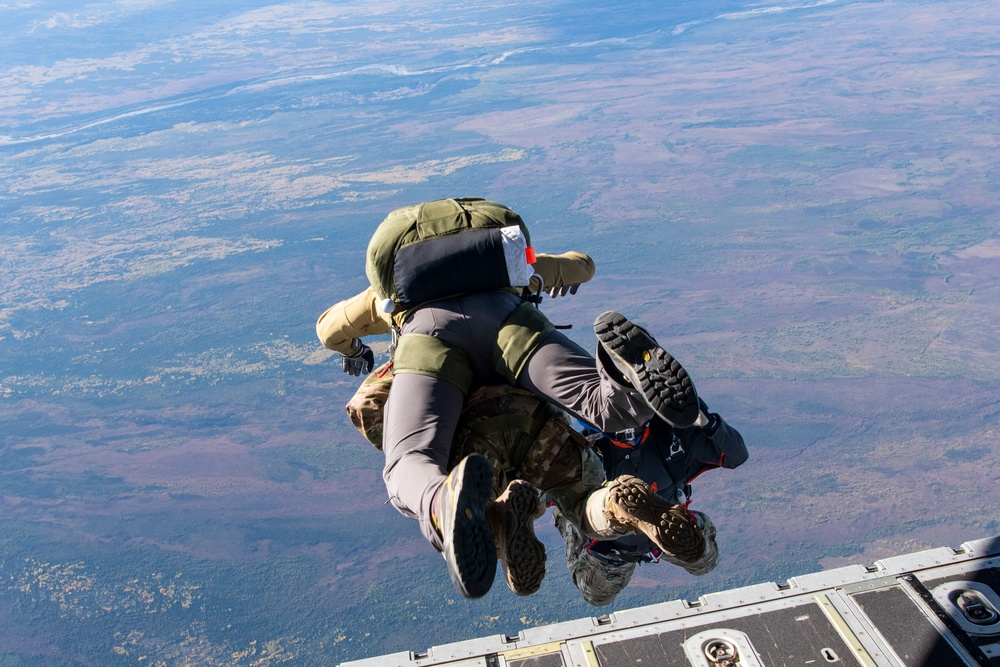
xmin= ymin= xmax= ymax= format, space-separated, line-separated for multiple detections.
xmin=2 ymin=0 xmax=998 ymax=664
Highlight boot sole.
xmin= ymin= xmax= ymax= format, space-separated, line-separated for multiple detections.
xmin=594 ymin=311 xmax=699 ymax=427
xmin=657 ymin=510 xmax=719 ymax=576
xmin=500 ymin=481 xmax=546 ymax=596
xmin=608 ymin=475 xmax=704 ymax=562
xmin=443 ymin=454 xmax=497 ymax=598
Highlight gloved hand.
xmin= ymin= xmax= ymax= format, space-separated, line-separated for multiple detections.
xmin=547 ymin=283 xmax=580 ymax=298
xmin=342 ymin=341 xmax=375 ymax=376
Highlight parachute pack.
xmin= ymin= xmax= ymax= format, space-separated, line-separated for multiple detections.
xmin=365 ymin=198 xmax=537 ymax=319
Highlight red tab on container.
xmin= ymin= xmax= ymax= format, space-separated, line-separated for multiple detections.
xmin=525 ymin=246 xmax=536 ymax=264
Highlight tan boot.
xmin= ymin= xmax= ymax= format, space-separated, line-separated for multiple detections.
xmin=604 ymin=475 xmax=704 ymax=563
xmin=658 ymin=510 xmax=718 ymax=576
xmin=487 ymin=480 xmax=546 ymax=596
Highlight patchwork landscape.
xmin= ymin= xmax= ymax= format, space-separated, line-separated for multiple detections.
xmin=2 ymin=0 xmax=999 ymax=664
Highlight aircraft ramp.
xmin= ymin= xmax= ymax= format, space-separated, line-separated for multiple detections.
xmin=340 ymin=535 xmax=1000 ymax=667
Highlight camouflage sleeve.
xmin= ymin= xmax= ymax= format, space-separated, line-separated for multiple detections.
xmin=315 ymin=286 xmax=392 ymax=355
xmin=530 ymin=251 xmax=596 ymax=291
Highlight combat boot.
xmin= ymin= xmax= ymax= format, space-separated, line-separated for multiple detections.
xmin=487 ymin=480 xmax=546 ymax=596
xmin=656 ymin=510 xmax=718 ymax=576
xmin=594 ymin=311 xmax=699 ymax=427
xmin=433 ymin=454 xmax=497 ymax=599
xmin=604 ymin=475 xmax=704 ymax=563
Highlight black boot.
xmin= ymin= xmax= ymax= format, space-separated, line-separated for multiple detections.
xmin=594 ymin=311 xmax=699 ymax=427
xmin=433 ymin=454 xmax=497 ymax=598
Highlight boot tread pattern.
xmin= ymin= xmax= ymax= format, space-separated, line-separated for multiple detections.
xmin=500 ymin=480 xmax=546 ymax=596
xmin=609 ymin=475 xmax=704 ymax=562
xmin=594 ymin=311 xmax=699 ymax=427
xmin=444 ymin=454 xmax=497 ymax=598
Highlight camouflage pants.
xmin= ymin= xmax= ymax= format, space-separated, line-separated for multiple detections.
xmin=553 ymin=508 xmax=721 ymax=606
xmin=554 ymin=509 xmax=634 ymax=606
xmin=396 ymin=373 xmax=614 ymax=549
xmin=449 ymin=385 xmax=608 ymax=525
xmin=348 ymin=367 xmax=610 ymax=530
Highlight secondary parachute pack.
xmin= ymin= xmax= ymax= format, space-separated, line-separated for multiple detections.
xmin=365 ymin=197 xmax=537 ymax=319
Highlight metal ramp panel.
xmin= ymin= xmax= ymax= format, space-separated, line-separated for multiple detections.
xmin=341 ymin=535 xmax=1000 ymax=667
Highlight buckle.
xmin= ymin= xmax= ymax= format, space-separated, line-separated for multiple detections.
xmin=610 ymin=427 xmax=636 ymax=444
xmin=586 ymin=544 xmax=630 ymax=566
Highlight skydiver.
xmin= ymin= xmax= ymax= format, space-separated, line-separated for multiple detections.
xmin=317 ymin=197 xmax=707 ymax=599
xmin=346 ymin=326 xmax=745 ymax=602
xmin=555 ymin=398 xmax=747 ymax=606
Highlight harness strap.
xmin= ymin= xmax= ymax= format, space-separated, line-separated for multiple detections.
xmin=462 ymin=414 xmax=538 ymax=476
xmin=464 ymin=397 xmax=553 ymax=476
xmin=507 ymin=399 xmax=555 ymax=473
xmin=585 ymin=540 xmax=660 ymax=565
xmin=468 ymin=414 xmax=545 ymax=438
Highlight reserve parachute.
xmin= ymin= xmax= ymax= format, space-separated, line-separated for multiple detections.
xmin=365 ymin=197 xmax=536 ymax=321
